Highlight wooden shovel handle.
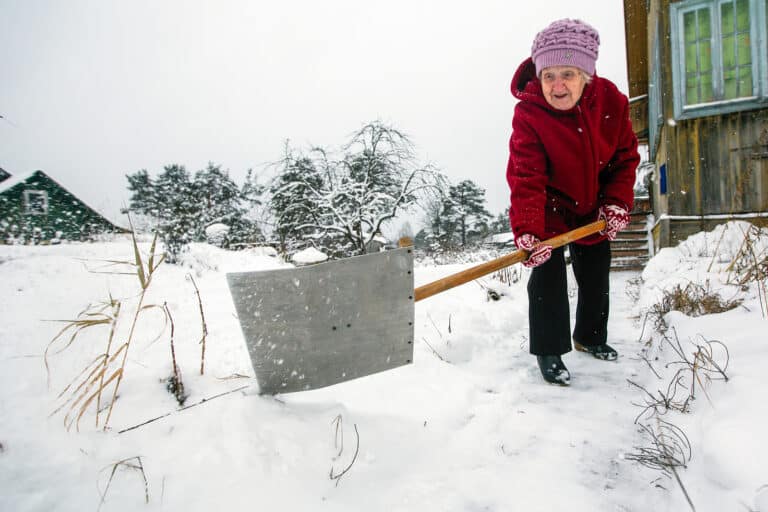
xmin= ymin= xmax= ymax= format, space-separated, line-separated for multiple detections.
xmin=413 ymin=219 xmax=606 ymax=302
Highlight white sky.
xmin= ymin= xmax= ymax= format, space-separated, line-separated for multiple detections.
xmin=0 ymin=1 xmax=630 ymax=227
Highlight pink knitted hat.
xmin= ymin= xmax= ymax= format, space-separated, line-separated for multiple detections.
xmin=531 ymin=19 xmax=600 ymax=76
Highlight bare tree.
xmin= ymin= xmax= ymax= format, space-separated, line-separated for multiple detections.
xmin=268 ymin=121 xmax=445 ymax=258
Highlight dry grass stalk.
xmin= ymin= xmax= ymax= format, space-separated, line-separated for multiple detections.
xmin=102 ymin=229 xmax=165 ymax=430
xmin=46 ymin=299 xmax=125 ymax=430
xmin=118 ymin=384 xmax=250 ymax=434
xmin=492 ymin=265 xmax=523 ymax=285
xmin=628 ymin=331 xmax=729 ymax=423
xmin=163 ymin=302 xmax=187 ymax=406
xmin=627 ymin=328 xmax=730 ymax=510
xmin=97 ymin=456 xmax=149 ymax=511
xmin=187 ymin=273 xmax=208 ymax=375
xmin=725 ymin=224 xmax=768 ymax=317
xmin=48 ymin=224 xmax=167 ymax=431
xmin=421 ymin=336 xmax=448 ymax=362
xmin=331 ymin=414 xmax=344 ymax=458
xmin=627 ymin=371 xmax=693 ymax=423
xmin=44 ymin=299 xmax=119 ymax=388
xmin=650 ymin=280 xmax=742 ymax=331
xmin=665 ymin=331 xmax=730 ymax=400
xmin=625 ymin=419 xmax=691 ymax=475
xmin=329 ymin=414 xmax=360 ymax=487
xmin=625 ymin=419 xmax=696 ymax=511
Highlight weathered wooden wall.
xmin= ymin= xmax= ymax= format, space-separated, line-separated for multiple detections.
xmin=648 ymin=0 xmax=768 ymax=248
xmin=623 ymin=0 xmax=649 ymax=98
xmin=624 ymin=0 xmax=650 ymax=142
xmin=665 ymin=110 xmax=768 ymax=216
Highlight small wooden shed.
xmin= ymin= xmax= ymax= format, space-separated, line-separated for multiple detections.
xmin=0 ymin=169 xmax=126 ymax=244
xmin=624 ymin=0 xmax=768 ymax=248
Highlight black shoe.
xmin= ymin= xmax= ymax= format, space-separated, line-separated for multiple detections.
xmin=574 ymin=341 xmax=618 ymax=361
xmin=536 ymin=355 xmax=571 ymax=386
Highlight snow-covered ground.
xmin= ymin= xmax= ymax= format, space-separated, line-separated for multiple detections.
xmin=1 ymin=222 xmax=766 ymax=512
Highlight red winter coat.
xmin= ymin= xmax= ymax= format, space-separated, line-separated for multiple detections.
xmin=506 ymin=58 xmax=639 ymax=245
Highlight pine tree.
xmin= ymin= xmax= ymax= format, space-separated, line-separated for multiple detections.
xmin=268 ymin=146 xmax=325 ymax=255
xmin=126 ymin=169 xmax=155 ymax=213
xmin=193 ymin=163 xmax=244 ymax=238
xmin=126 ymin=163 xmax=264 ymax=259
xmin=152 ymin=164 xmax=198 ymax=262
xmin=440 ymin=180 xmax=492 ymax=248
xmin=241 ymin=168 xmax=264 ymax=210
xmin=489 ymin=207 xmax=511 ymax=234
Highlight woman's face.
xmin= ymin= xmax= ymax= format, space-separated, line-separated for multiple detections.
xmin=540 ymin=66 xmax=587 ymax=110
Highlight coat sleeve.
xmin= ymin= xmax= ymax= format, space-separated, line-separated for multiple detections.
xmin=506 ymin=104 xmax=549 ymax=240
xmin=598 ymin=94 xmax=640 ymax=212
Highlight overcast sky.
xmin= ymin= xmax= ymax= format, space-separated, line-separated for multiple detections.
xmin=1 ymin=1 xmax=630 ymax=230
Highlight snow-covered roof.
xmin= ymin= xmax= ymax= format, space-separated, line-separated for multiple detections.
xmin=205 ymin=223 xmax=231 ymax=236
xmin=484 ymin=232 xmax=516 ymax=244
xmin=0 ymin=170 xmax=38 ymax=194
xmin=0 ymin=169 xmax=127 ymax=231
xmin=291 ymin=247 xmax=328 ymax=264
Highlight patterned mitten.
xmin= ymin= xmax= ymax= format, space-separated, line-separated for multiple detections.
xmin=516 ymin=233 xmax=553 ymax=268
xmin=598 ymin=204 xmax=630 ymax=241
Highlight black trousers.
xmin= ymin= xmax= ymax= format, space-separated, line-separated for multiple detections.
xmin=527 ymin=240 xmax=611 ymax=356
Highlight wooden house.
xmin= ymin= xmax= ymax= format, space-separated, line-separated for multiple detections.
xmin=624 ymin=0 xmax=768 ymax=249
xmin=0 ymin=169 xmax=126 ymax=244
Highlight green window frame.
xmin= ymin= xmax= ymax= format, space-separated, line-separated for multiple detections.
xmin=670 ymin=0 xmax=768 ymax=119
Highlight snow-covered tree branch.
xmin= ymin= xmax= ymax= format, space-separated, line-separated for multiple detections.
xmin=267 ymin=121 xmax=446 ymax=259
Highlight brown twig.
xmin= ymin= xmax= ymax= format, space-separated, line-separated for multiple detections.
xmin=97 ymin=456 xmax=149 ymax=511
xmin=163 ymin=302 xmax=186 ymax=406
xmin=331 ymin=414 xmax=344 ymax=458
xmin=329 ymin=422 xmax=360 ymax=487
xmin=117 ymin=385 xmax=251 ymax=434
xmin=421 ymin=336 xmax=448 ymax=362
xmin=187 ymin=274 xmax=208 ymax=375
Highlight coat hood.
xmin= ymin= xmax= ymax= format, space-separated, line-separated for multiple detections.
xmin=510 ymin=57 xmax=595 ymax=113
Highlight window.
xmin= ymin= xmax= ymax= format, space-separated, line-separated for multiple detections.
xmin=682 ymin=6 xmax=715 ymax=105
xmin=671 ymin=0 xmax=768 ymax=119
xmin=24 ymin=190 xmax=48 ymax=215
xmin=720 ymin=0 xmax=753 ymax=99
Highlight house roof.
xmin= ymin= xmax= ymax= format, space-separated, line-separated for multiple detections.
xmin=0 ymin=170 xmax=38 ymax=194
xmin=484 ymin=232 xmax=515 ymax=245
xmin=0 ymin=169 xmax=127 ymax=231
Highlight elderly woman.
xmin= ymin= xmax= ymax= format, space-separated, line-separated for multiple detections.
xmin=506 ymin=19 xmax=640 ymax=385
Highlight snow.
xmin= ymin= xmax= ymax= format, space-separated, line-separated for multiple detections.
xmin=0 ymin=170 xmax=37 ymax=194
xmin=204 ymin=223 xmax=230 ymax=247
xmin=204 ymin=223 xmax=230 ymax=237
xmin=292 ymin=247 xmax=328 ymax=264
xmin=656 ymin=212 xmax=768 ymax=221
xmin=484 ymin=232 xmax=516 ymax=245
xmin=1 ymin=221 xmax=767 ymax=511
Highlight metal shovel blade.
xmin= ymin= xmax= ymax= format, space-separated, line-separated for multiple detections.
xmin=226 ymin=247 xmax=414 ymax=394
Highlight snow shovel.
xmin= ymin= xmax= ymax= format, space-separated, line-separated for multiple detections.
xmin=227 ymin=219 xmax=605 ymax=394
